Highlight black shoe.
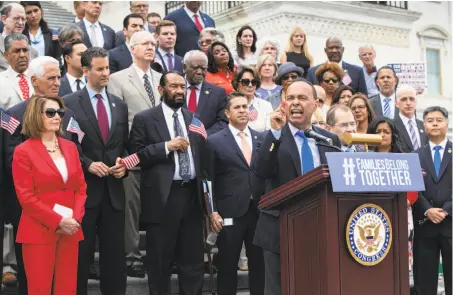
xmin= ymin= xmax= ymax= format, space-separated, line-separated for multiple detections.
xmin=89 ymin=262 xmax=101 ymax=280
xmin=127 ymin=261 xmax=146 ymax=278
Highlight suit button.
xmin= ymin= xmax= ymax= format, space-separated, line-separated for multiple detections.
xmin=62 ymin=188 xmax=67 ymax=192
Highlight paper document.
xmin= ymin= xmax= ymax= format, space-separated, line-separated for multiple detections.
xmin=53 ymin=204 xmax=73 ymax=218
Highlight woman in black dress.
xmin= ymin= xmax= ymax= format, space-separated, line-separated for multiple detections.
xmin=280 ymin=26 xmax=313 ymax=78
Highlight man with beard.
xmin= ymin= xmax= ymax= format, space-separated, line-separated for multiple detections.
xmin=369 ymin=66 xmax=399 ymax=119
xmin=128 ymin=71 xmax=207 ymax=295
xmin=253 ymin=79 xmax=341 ymax=295
xmin=63 ymin=47 xmax=129 ymax=295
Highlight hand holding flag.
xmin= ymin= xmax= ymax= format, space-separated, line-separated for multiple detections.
xmin=66 ymin=117 xmax=85 ymax=144
xmin=120 ymin=153 xmax=140 ymax=170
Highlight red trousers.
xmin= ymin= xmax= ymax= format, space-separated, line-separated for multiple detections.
xmin=22 ymin=235 xmax=79 ymax=295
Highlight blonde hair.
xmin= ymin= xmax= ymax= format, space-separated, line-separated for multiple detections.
xmin=256 ymin=54 xmax=278 ymax=79
xmin=285 ymin=27 xmax=313 ymax=66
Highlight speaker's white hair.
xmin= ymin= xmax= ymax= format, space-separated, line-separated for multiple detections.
xmin=28 ymin=56 xmax=60 ymax=78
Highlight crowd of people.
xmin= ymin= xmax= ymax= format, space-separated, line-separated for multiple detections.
xmin=0 ymin=1 xmax=450 ymax=295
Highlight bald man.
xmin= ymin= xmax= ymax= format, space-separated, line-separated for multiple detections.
xmin=393 ymin=85 xmax=428 ymax=152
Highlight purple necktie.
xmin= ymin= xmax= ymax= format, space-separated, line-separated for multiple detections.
xmin=95 ymin=94 xmax=109 ymax=142
xmin=166 ymin=53 xmax=174 ymax=71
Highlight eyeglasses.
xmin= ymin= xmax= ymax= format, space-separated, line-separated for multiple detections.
xmin=240 ymin=79 xmax=259 ymax=87
xmin=322 ymin=78 xmax=338 ymax=84
xmin=335 ymin=121 xmax=357 ymax=128
xmin=43 ymin=108 xmax=65 ymax=118
xmin=198 ymin=39 xmax=213 ymax=47
xmin=282 ymin=74 xmax=299 ymax=81
xmin=351 ymin=105 xmax=366 ymax=112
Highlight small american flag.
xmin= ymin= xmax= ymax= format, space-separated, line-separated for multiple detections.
xmin=1 ymin=111 xmax=20 ymax=135
xmin=248 ymin=105 xmax=258 ymax=121
xmin=121 ymin=153 xmax=140 ymax=169
xmin=66 ymin=117 xmax=85 ymax=144
xmin=189 ymin=116 xmax=207 ymax=139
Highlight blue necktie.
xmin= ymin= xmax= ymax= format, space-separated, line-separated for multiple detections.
xmin=296 ymin=131 xmax=314 ymax=174
xmin=433 ymin=145 xmax=442 ymax=178
xmin=383 ymin=98 xmax=391 ymax=118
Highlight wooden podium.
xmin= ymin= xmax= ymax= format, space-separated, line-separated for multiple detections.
xmin=259 ymin=165 xmax=409 ymax=295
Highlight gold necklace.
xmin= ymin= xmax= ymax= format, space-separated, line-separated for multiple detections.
xmin=43 ymin=138 xmax=59 ymax=153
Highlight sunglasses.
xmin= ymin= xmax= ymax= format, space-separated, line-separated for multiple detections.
xmin=43 ymin=108 xmax=65 ymax=118
xmin=198 ymin=39 xmax=213 ymax=47
xmin=240 ymin=79 xmax=259 ymax=87
xmin=282 ymin=74 xmax=299 ymax=81
xmin=323 ymin=78 xmax=338 ymax=84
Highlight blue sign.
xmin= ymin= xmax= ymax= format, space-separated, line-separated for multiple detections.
xmin=325 ymin=153 xmax=425 ymax=192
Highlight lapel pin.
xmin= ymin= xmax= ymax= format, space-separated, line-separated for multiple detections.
xmin=269 ymin=143 xmax=275 ymax=152
xmin=254 ymin=136 xmax=257 ymax=139
xmin=448 ymin=148 xmax=451 ymax=154
xmin=420 ymin=129 xmax=424 ymax=133
xmin=112 ymin=103 xmax=116 ymax=107
xmin=103 ymin=28 xmax=106 ymax=31
xmin=205 ymin=90 xmax=209 ymax=95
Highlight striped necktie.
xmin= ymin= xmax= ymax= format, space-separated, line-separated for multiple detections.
xmin=383 ymin=98 xmax=391 ymax=118
xmin=408 ymin=120 xmax=419 ymax=150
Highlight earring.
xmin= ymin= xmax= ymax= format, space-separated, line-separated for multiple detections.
xmin=238 ymin=41 xmax=242 ymax=45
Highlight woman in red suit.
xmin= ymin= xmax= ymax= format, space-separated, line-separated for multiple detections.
xmin=12 ymin=95 xmax=87 ymax=295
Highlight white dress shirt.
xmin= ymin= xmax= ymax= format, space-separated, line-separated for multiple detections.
xmin=162 ymin=103 xmax=197 ymax=180
xmin=156 ymin=48 xmax=176 ymax=72
xmin=66 ymin=72 xmax=86 ymax=93
xmin=185 ymin=79 xmax=201 ymax=105
xmin=133 ymin=64 xmax=154 ymax=91
xmin=429 ymin=138 xmax=448 ymax=162
xmin=183 ymin=6 xmax=205 ymax=28
xmin=83 ymin=18 xmax=104 ymax=47
xmin=247 ymin=96 xmax=273 ymax=132
xmin=379 ymin=93 xmax=396 ymax=119
xmin=399 ymin=113 xmax=421 ymax=148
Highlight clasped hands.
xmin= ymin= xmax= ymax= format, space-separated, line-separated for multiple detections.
xmin=168 ymin=136 xmax=190 ymax=152
xmin=426 ymin=208 xmax=448 ymax=224
xmin=88 ymin=157 xmax=126 ymax=179
xmin=56 ymin=217 xmax=80 ymax=236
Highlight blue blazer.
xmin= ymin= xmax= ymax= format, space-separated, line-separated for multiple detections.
xmin=164 ymin=7 xmax=215 ymax=57
xmin=155 ymin=50 xmax=184 ymax=74
xmin=307 ymin=61 xmax=368 ymax=95
xmin=108 ymin=44 xmax=133 ymax=74
xmin=78 ymin=20 xmax=116 ymax=50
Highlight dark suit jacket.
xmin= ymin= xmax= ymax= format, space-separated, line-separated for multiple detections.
xmin=412 ymin=141 xmax=452 ymax=238
xmin=155 ymin=50 xmax=184 ymax=73
xmin=128 ymin=104 xmax=207 ymax=223
xmin=108 ymin=44 xmax=133 ymax=74
xmin=164 ymin=7 xmax=215 ymax=57
xmin=393 ymin=114 xmax=427 ymax=152
xmin=252 ymin=125 xmax=341 ymax=253
xmin=307 ymin=61 xmax=368 ymax=94
xmin=114 ymin=24 xmax=155 ymax=48
xmin=4 ymin=101 xmax=80 ymax=225
xmin=59 ymin=75 xmax=73 ymax=97
xmin=205 ymin=127 xmax=263 ymax=218
xmin=0 ymin=108 xmax=4 ymax=221
xmin=186 ymin=81 xmax=227 ymax=135
xmin=22 ymin=27 xmax=62 ymax=59
xmin=63 ymin=88 xmax=129 ymax=210
xmin=369 ymin=94 xmax=400 ymax=119
xmin=78 ymin=20 xmax=116 ymax=50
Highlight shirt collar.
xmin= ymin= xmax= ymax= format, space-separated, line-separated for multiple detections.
xmin=86 ymin=85 xmax=107 ymax=101
xmin=83 ymin=18 xmax=99 ymax=28
xmin=65 ymin=72 xmax=85 ymax=84
xmin=429 ymin=138 xmax=448 ymax=151
xmin=341 ymin=145 xmax=356 ymax=152
xmin=379 ymin=93 xmax=395 ymax=100
xmin=398 ymin=112 xmax=415 ymax=125
xmin=288 ymin=122 xmax=314 ymax=139
xmin=328 ymin=60 xmax=343 ymax=68
xmin=186 ymin=78 xmax=202 ymax=89
xmin=184 ymin=6 xmax=201 ymax=18
xmin=8 ymin=66 xmax=26 ymax=77
xmin=158 ymin=47 xmax=175 ymax=58
xmin=162 ymin=101 xmax=182 ymax=117
xmin=133 ymin=64 xmax=151 ymax=79
xmin=229 ymin=124 xmax=251 ymax=138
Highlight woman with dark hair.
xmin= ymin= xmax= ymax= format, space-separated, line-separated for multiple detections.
xmin=331 ymin=85 xmax=355 ymax=106
xmin=21 ymin=1 xmax=61 ymax=59
xmin=315 ymin=61 xmax=344 ymax=111
xmin=348 ymin=93 xmax=375 ymax=134
xmin=232 ymin=25 xmax=258 ymax=67
xmin=205 ymin=41 xmax=236 ymax=94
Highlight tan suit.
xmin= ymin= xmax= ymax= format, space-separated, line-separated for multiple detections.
xmin=0 ymin=35 xmax=38 ymax=73
xmin=0 ymin=67 xmax=34 ymax=110
xmin=107 ymin=64 xmax=162 ymax=267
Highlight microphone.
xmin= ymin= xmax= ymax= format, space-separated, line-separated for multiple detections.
xmin=304 ymin=129 xmax=333 ymax=145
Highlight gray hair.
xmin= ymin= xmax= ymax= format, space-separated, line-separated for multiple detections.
xmin=4 ymin=33 xmax=29 ymax=52
xmin=396 ymin=85 xmax=417 ymax=99
xmin=183 ymin=50 xmax=208 ymax=66
xmin=28 ymin=56 xmax=60 ymax=78
xmin=1 ymin=3 xmax=23 ymax=17
xmin=58 ymin=24 xmax=85 ymax=46
xmin=130 ymin=31 xmax=156 ymax=47
xmin=256 ymin=37 xmax=280 ymax=59
xmin=423 ymin=106 xmax=449 ymax=120
xmin=200 ymin=27 xmax=225 ymax=43
xmin=256 ymin=54 xmax=278 ymax=78
xmin=358 ymin=44 xmax=375 ymax=55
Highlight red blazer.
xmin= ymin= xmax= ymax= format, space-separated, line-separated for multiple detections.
xmin=12 ymin=137 xmax=87 ymax=244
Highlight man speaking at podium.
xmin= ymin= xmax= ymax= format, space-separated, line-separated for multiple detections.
xmin=252 ymin=78 xmax=341 ymax=295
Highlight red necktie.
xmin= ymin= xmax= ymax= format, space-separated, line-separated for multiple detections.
xmin=188 ymin=86 xmax=197 ymax=113
xmin=193 ymin=14 xmax=203 ymax=32
xmin=95 ymin=94 xmax=109 ymax=143
xmin=366 ymin=67 xmax=377 ymax=74
xmin=18 ymin=74 xmax=30 ymax=100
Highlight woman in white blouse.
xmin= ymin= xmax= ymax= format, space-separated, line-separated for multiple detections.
xmin=232 ymin=25 xmax=258 ymax=67
xmin=232 ymin=67 xmax=273 ymax=132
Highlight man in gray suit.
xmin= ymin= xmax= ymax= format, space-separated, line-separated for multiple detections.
xmin=326 ymin=104 xmax=365 ymax=152
xmin=0 ymin=3 xmax=37 ymax=72
xmin=108 ymin=30 xmax=161 ymax=278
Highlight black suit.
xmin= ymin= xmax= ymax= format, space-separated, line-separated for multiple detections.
xmin=412 ymin=140 xmax=452 ymax=295
xmin=128 ymin=104 xmax=207 ymax=295
xmin=63 ymin=88 xmax=128 ymax=295
xmin=108 ymin=44 xmax=133 ymax=74
xmin=78 ymin=20 xmax=116 ymax=50
xmin=186 ymin=81 xmax=228 ymax=136
xmin=205 ymin=126 xmax=265 ymax=295
xmin=369 ymin=94 xmax=399 ymax=119
xmin=393 ymin=114 xmax=427 ymax=152
xmin=306 ymin=61 xmax=368 ymax=94
xmin=253 ymin=125 xmax=341 ymax=295
xmin=3 ymin=101 xmax=81 ymax=295
xmin=155 ymin=50 xmax=184 ymax=73
xmin=22 ymin=27 xmax=62 ymax=59
xmin=0 ymin=108 xmax=5 ymax=282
